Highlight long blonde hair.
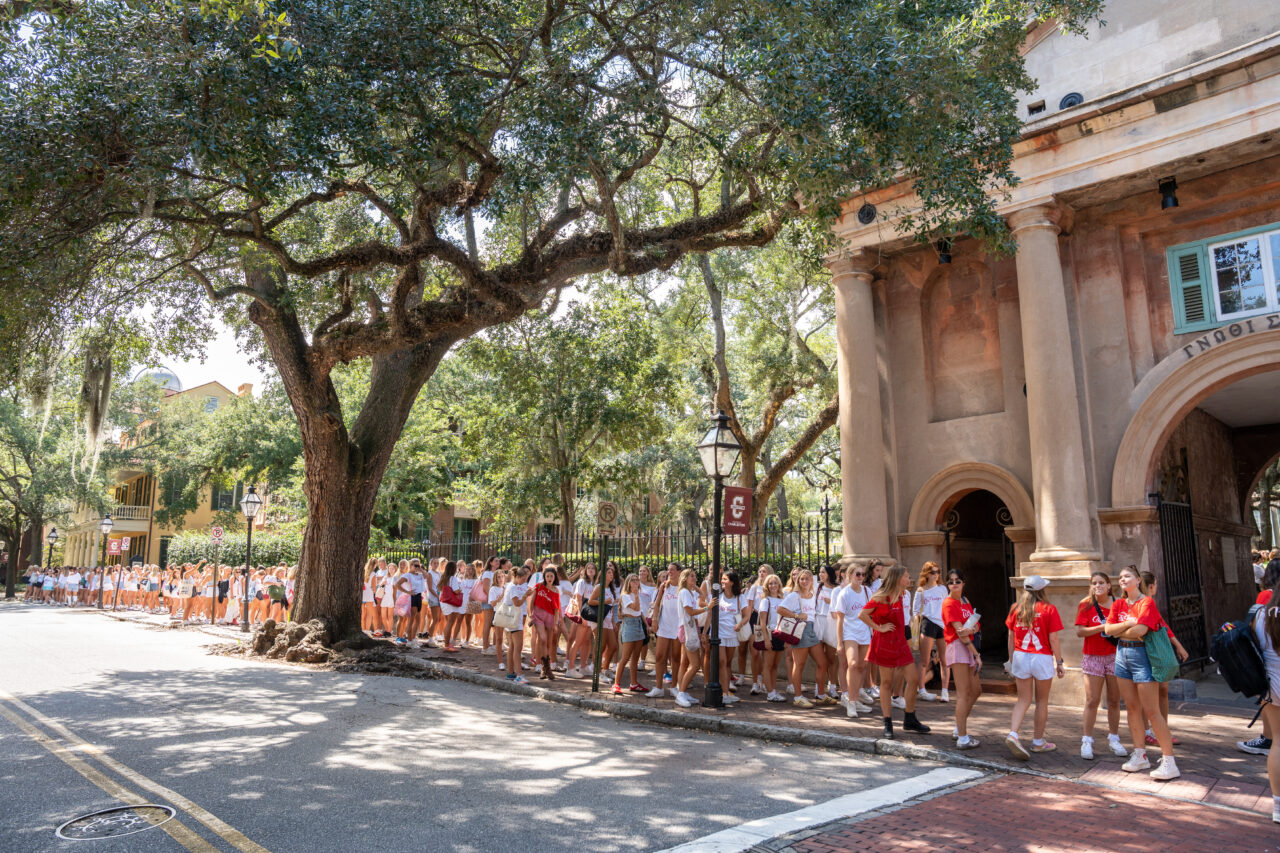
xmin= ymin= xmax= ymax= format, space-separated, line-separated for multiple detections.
xmin=1012 ymin=588 xmax=1048 ymax=627
xmin=786 ymin=568 xmax=813 ymax=594
xmin=870 ymin=565 xmax=908 ymax=604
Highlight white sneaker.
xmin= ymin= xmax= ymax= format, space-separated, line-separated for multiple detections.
xmin=854 ymin=701 xmax=874 ymax=713
xmin=952 ymin=726 xmax=960 ymax=740
xmin=859 ymin=688 xmax=875 ymax=705
xmin=668 ymin=687 xmax=679 ymax=698
xmin=638 ymin=661 xmax=646 ymax=672
xmin=749 ymin=683 xmax=763 ymax=695
xmin=675 ymin=692 xmax=693 ymax=708
xmin=722 ymin=694 xmax=740 ymax=705
xmin=786 ymin=684 xmax=795 ymax=695
xmin=566 ymin=668 xmax=583 ymax=678
xmin=484 ymin=646 xmax=496 ymax=654
xmin=1108 ymin=735 xmax=1128 ymax=757
xmin=1121 ymin=751 xmax=1151 ymax=773
xmin=846 ymin=702 xmax=858 ymax=718
xmin=870 ymin=686 xmax=880 ymax=699
xmin=498 ymin=662 xmax=506 ymax=671
xmin=645 ymin=687 xmax=664 ymax=698
xmin=939 ymin=688 xmax=949 ymax=703
xmin=583 ymin=664 xmax=593 ymax=676
xmin=1080 ymin=737 xmax=1095 ymax=761
xmin=827 ymin=682 xmax=839 ymax=697
xmin=1149 ymin=756 xmax=1180 ymax=781
xmin=917 ymin=688 xmax=937 ymax=702
xmin=766 ymin=691 xmax=786 ymax=703
xmin=890 ymin=695 xmax=906 ymax=710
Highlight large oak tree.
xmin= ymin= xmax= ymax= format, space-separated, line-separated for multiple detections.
xmin=0 ymin=0 xmax=1101 ymax=639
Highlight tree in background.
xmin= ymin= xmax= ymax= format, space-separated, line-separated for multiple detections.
xmin=0 ymin=0 xmax=1105 ymax=638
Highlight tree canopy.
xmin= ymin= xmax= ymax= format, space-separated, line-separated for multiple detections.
xmin=0 ymin=0 xmax=1104 ymax=635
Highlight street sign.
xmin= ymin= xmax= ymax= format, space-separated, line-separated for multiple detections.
xmin=597 ymin=501 xmax=618 ymax=535
xmin=121 ymin=536 xmax=131 ymax=549
xmin=211 ymin=525 xmax=224 ymax=544
xmin=724 ymin=486 xmax=753 ymax=535
xmin=107 ymin=539 xmax=122 ymax=556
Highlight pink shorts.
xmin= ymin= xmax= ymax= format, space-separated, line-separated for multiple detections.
xmin=944 ymin=640 xmax=976 ymax=668
xmin=1081 ymin=653 xmax=1116 ymax=678
xmin=531 ymin=607 xmax=555 ymax=627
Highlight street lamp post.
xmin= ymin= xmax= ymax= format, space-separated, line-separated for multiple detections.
xmin=696 ymin=410 xmax=741 ymax=710
xmin=96 ymin=514 xmax=113 ymax=610
xmin=240 ymin=486 xmax=262 ymax=634
xmin=45 ymin=527 xmax=58 ymax=577
xmin=821 ymin=494 xmax=831 ymax=564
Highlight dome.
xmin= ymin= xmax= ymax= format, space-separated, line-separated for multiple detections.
xmin=134 ymin=367 xmax=183 ymax=393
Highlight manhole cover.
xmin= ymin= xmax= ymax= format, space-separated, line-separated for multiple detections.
xmin=56 ymin=804 xmax=176 ymax=840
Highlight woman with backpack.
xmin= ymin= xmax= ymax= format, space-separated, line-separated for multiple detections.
xmin=1253 ymin=576 xmax=1280 ymax=824
xmin=860 ymin=565 xmax=931 ymax=738
xmin=1104 ymin=565 xmax=1181 ymax=781
xmin=1004 ymin=575 xmax=1065 ymax=760
xmin=439 ymin=560 xmax=464 ymax=652
xmin=1075 ymin=571 xmax=1129 ymax=760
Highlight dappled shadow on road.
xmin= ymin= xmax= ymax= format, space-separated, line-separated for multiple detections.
xmin=5 ymin=624 xmax=921 ymax=853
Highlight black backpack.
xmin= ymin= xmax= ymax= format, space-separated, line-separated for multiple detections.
xmin=1210 ymin=604 xmax=1268 ymax=700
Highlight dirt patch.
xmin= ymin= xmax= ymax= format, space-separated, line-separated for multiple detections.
xmin=208 ymin=635 xmax=435 ymax=680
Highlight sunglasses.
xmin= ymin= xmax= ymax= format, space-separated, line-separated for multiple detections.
xmin=852 ymin=572 xmax=864 ymax=578
xmin=947 ymin=579 xmax=962 ymax=585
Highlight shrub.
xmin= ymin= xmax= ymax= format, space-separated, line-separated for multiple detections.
xmin=166 ymin=530 xmax=303 ymax=567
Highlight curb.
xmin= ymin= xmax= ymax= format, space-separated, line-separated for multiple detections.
xmin=395 ymin=654 xmax=1033 ymax=778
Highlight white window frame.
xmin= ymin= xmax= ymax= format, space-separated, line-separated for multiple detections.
xmin=1206 ymin=227 xmax=1280 ymax=321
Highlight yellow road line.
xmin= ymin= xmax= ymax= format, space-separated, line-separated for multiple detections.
xmin=0 ymin=690 xmax=272 ymax=853
xmin=0 ymin=701 xmax=219 ymax=852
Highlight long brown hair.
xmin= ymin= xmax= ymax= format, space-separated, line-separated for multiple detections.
xmin=1012 ymin=587 xmax=1047 ymax=627
xmin=1082 ymin=571 xmax=1113 ymax=608
xmin=870 ymin=565 xmax=907 ymax=604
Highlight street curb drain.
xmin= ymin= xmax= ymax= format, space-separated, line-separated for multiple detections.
xmin=56 ymin=804 xmax=176 ymax=841
xmin=395 ymin=655 xmax=1029 ymax=777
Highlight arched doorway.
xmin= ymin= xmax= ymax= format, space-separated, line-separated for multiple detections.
xmin=1111 ymin=332 xmax=1280 ymax=664
xmin=940 ymin=490 xmax=1016 ymax=660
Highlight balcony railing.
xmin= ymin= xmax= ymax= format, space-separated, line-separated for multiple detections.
xmin=111 ymin=504 xmax=151 ymax=521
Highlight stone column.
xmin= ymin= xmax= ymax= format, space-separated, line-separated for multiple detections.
xmin=828 ymin=253 xmax=893 ymax=563
xmin=1008 ymin=202 xmax=1105 ymax=707
xmin=1008 ymin=203 xmax=1101 ymax=564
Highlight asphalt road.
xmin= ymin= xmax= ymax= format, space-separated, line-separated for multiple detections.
xmin=0 ymin=603 xmax=965 ymax=852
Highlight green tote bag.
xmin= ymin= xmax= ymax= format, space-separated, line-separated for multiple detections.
xmin=1144 ymin=625 xmax=1180 ymax=683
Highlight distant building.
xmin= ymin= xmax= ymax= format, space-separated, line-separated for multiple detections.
xmin=60 ymin=377 xmax=261 ymax=567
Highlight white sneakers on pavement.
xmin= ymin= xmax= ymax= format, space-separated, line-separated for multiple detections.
xmin=1121 ymin=751 xmax=1151 ymax=772
xmin=1149 ymin=756 xmax=1180 ymax=781
xmin=890 ymin=695 xmax=906 ymax=710
xmin=916 ymin=688 xmax=937 ymax=702
xmin=1080 ymin=736 xmax=1095 ymax=760
xmin=1107 ymin=734 xmax=1128 ymax=757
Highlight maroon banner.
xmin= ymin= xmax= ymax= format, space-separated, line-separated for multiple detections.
xmin=723 ymin=486 xmax=753 ymax=535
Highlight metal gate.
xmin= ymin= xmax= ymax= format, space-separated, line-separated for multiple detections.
xmin=1156 ymin=498 xmax=1209 ymax=669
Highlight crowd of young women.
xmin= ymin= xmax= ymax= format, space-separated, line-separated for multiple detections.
xmin=23 ymin=561 xmax=297 ymax=628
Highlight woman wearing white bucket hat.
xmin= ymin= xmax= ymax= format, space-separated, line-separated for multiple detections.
xmin=1004 ymin=575 xmax=1065 ymax=760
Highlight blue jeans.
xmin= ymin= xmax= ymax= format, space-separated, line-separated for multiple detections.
xmin=1115 ymin=643 xmax=1154 ymax=683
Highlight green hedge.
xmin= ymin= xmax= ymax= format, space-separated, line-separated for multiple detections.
xmin=166 ymin=531 xmax=302 ymax=567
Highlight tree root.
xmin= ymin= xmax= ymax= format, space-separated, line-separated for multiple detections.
xmin=250 ymin=619 xmax=387 ymax=664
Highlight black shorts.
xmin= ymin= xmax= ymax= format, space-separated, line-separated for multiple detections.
xmin=410 ymin=593 xmax=423 ymax=611
xmin=770 ymin=637 xmax=785 ymax=653
xmin=217 ymin=580 xmax=230 ymax=603
xmin=922 ymin=619 xmax=944 ymax=641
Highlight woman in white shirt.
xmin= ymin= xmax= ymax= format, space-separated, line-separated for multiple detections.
xmin=833 ymin=565 xmax=876 ymax=717
xmin=501 ymin=566 xmax=532 ymax=684
xmin=637 ymin=565 xmax=658 ymax=674
xmin=673 ymin=568 xmax=709 ymax=708
xmin=912 ymin=562 xmax=947 ymax=702
xmin=586 ymin=563 xmax=621 ymax=678
xmin=361 ymin=558 xmax=378 ymax=633
xmin=778 ymin=569 xmax=834 ymax=708
xmin=479 ymin=556 xmax=500 ymax=653
xmin=645 ymin=564 xmax=683 ymax=697
xmin=746 ymin=565 xmax=775 ymax=695
xmin=487 ymin=569 xmax=507 ymax=667
xmin=565 ymin=563 xmax=598 ymax=678
xmin=756 ymin=573 xmax=787 ymax=702
xmin=611 ymin=573 xmax=648 ymax=694
xmin=716 ymin=571 xmax=749 ymax=705
xmin=816 ymin=565 xmax=842 ymax=699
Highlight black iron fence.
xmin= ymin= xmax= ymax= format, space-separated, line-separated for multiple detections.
xmin=376 ymin=515 xmax=841 ymax=583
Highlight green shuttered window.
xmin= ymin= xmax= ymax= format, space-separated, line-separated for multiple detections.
xmin=1168 ymin=221 xmax=1280 ymax=334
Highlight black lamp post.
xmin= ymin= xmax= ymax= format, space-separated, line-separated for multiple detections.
xmin=240 ymin=485 xmax=262 ymax=633
xmin=1 ymin=538 xmax=9 ymax=600
xmin=96 ymin=514 xmax=113 ymax=610
xmin=45 ymin=527 xmax=58 ymax=575
xmin=696 ymin=410 xmax=742 ymax=709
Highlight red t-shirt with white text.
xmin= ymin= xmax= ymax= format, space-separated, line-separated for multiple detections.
xmin=1005 ymin=601 xmax=1063 ymax=655
xmin=1075 ymin=599 xmax=1115 ymax=657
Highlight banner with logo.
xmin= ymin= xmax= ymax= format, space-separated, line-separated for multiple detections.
xmin=723 ymin=486 xmax=753 ymax=535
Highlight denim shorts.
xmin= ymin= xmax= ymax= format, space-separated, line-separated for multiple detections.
xmin=620 ymin=616 xmax=645 ymax=644
xmin=1115 ymin=643 xmax=1154 ymax=683
xmin=795 ymin=620 xmax=819 ymax=649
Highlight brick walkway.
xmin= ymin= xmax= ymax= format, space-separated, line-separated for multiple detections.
xmin=780 ymin=775 xmax=1279 ymax=853
xmin=398 ymin=641 xmax=1276 ymax=809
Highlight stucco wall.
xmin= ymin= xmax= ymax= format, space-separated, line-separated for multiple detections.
xmin=1022 ymin=0 xmax=1274 ymax=121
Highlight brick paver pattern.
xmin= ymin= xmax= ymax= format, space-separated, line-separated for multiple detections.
xmin=787 ymin=775 xmax=1279 ymax=853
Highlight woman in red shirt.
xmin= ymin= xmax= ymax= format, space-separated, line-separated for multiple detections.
xmin=1003 ymin=575 xmax=1064 ymax=760
xmin=941 ymin=570 xmax=982 ymax=749
xmin=531 ymin=566 xmax=562 ymax=681
xmin=1104 ymin=565 xmax=1180 ymax=781
xmin=1075 ymin=572 xmax=1128 ymax=761
xmin=860 ymin=565 xmax=930 ymax=739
